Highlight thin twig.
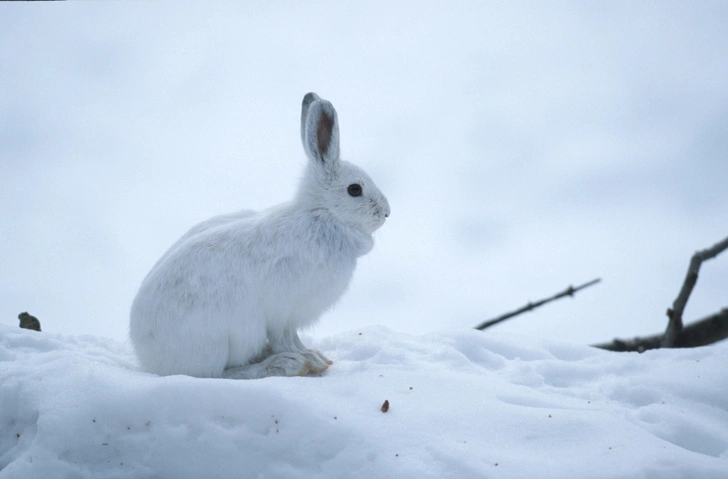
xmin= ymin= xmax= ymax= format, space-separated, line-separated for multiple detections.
xmin=662 ymin=236 xmax=728 ymax=347
xmin=595 ymin=308 xmax=728 ymax=352
xmin=474 ymin=278 xmax=601 ymax=331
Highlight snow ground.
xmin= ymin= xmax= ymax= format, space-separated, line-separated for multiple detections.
xmin=1 ymin=325 xmax=727 ymax=479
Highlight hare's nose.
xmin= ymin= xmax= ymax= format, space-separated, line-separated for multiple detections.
xmin=382 ymin=199 xmax=391 ymax=218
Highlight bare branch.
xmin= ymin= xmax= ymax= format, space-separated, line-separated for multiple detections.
xmin=662 ymin=236 xmax=728 ymax=347
xmin=474 ymin=278 xmax=601 ymax=331
xmin=595 ymin=308 xmax=728 ymax=352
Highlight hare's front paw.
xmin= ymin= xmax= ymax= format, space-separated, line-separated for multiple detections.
xmin=300 ymin=349 xmax=333 ymax=374
xmin=222 ymin=352 xmax=311 ymax=380
xmin=265 ymin=352 xmax=312 ymax=377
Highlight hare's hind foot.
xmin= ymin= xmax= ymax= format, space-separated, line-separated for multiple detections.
xmin=222 ymin=352 xmax=311 ymax=380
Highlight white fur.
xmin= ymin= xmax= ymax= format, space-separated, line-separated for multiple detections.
xmin=129 ymin=93 xmax=390 ymax=379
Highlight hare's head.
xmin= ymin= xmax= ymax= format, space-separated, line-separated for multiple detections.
xmin=297 ymin=93 xmax=390 ymax=235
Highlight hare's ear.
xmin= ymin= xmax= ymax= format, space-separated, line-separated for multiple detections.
xmin=302 ymin=97 xmax=340 ymax=167
xmin=300 ymin=92 xmax=321 ymax=145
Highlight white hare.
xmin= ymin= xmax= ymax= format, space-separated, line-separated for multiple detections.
xmin=129 ymin=93 xmax=390 ymax=379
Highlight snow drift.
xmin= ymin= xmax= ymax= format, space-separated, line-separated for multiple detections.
xmin=1 ymin=324 xmax=727 ymax=478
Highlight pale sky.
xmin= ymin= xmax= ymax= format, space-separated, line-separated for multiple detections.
xmin=2 ymin=1 xmax=727 ymax=346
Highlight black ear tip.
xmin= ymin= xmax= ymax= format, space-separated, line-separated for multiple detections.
xmin=302 ymin=92 xmax=320 ymax=109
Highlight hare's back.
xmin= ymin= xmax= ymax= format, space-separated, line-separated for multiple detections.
xmin=181 ymin=209 xmax=257 ymax=243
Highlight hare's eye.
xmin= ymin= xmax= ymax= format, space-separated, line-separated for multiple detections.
xmin=347 ymin=184 xmax=362 ymax=197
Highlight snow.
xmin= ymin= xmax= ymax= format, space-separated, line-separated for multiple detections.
xmin=1 ymin=325 xmax=727 ymax=478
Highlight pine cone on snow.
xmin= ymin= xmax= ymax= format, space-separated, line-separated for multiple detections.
xmin=18 ymin=312 xmax=42 ymax=332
